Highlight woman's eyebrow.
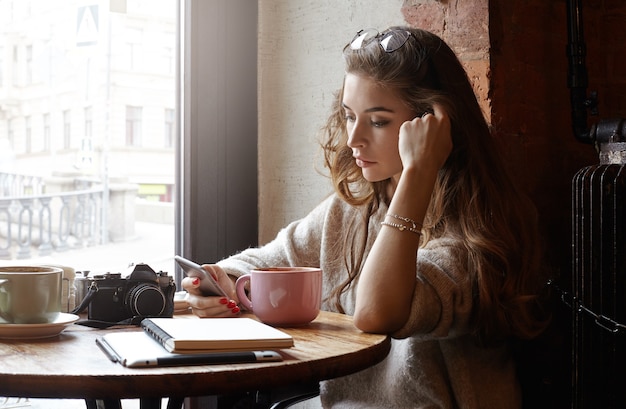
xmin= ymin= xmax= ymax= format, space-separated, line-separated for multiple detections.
xmin=341 ymin=102 xmax=395 ymax=113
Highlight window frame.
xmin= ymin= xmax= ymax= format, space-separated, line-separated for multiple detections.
xmin=176 ymin=0 xmax=258 ymax=280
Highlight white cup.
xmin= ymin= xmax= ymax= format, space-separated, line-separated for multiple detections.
xmin=0 ymin=266 xmax=63 ymax=324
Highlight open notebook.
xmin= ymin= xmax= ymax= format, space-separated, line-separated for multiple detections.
xmin=140 ymin=317 xmax=294 ymax=353
xmin=97 ymin=331 xmax=283 ymax=367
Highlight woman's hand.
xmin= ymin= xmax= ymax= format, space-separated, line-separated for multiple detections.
xmin=398 ymin=103 xmax=452 ymax=172
xmin=181 ymin=264 xmax=241 ymax=317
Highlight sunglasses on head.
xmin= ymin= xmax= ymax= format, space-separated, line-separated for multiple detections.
xmin=347 ymin=28 xmax=412 ymax=53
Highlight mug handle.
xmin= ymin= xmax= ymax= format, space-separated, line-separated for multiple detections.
xmin=235 ymin=274 xmax=253 ymax=311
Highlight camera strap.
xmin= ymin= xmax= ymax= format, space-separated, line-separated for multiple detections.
xmin=71 ymin=283 xmax=145 ymax=328
xmin=71 ymin=283 xmax=98 ymax=315
xmin=75 ymin=316 xmax=145 ymax=328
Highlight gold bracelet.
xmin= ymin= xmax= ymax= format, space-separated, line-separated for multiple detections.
xmin=381 ymin=221 xmax=422 ymax=235
xmin=386 ymin=213 xmax=423 ymax=230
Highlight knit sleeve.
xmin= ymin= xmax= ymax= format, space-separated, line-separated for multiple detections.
xmin=391 ymin=238 xmax=474 ymax=340
xmin=216 ymin=194 xmax=337 ymax=278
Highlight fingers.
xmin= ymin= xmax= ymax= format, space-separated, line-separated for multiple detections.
xmin=186 ymin=291 xmax=241 ymax=317
xmin=426 ymin=103 xmax=447 ymax=120
xmin=181 ymin=275 xmax=203 ymax=295
xmin=205 ymin=265 xmax=239 ymax=301
xmin=181 ymin=275 xmax=240 ymax=317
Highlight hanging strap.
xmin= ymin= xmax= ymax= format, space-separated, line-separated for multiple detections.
xmin=549 ymin=279 xmax=626 ymax=334
xmin=71 ymin=282 xmax=98 ymax=315
xmin=74 ymin=316 xmax=145 ymax=329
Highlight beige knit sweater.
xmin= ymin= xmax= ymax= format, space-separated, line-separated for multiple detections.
xmin=217 ymin=194 xmax=521 ymax=409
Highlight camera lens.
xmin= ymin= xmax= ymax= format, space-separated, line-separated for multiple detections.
xmin=127 ymin=283 xmax=166 ymax=317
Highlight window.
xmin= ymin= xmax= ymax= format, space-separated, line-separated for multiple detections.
xmin=84 ymin=106 xmax=93 ymax=141
xmin=11 ymin=45 xmax=17 ymax=86
xmin=24 ymin=115 xmax=31 ymax=153
xmin=124 ymin=28 xmax=143 ymax=71
xmin=0 ymin=46 xmax=4 ymax=87
xmin=164 ymin=108 xmax=174 ymax=148
xmin=63 ymin=110 xmax=71 ymax=150
xmin=125 ymin=105 xmax=142 ymax=147
xmin=43 ymin=113 xmax=50 ymax=151
xmin=162 ymin=45 xmax=174 ymax=75
xmin=7 ymin=119 xmax=14 ymax=147
xmin=25 ymin=44 xmax=32 ymax=85
xmin=0 ymin=1 xmax=177 ymax=278
xmin=0 ymin=0 xmax=258 ymax=309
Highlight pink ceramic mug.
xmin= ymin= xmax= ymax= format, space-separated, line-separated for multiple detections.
xmin=235 ymin=267 xmax=322 ymax=326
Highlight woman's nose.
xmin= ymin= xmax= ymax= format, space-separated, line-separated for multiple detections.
xmin=347 ymin=121 xmax=366 ymax=148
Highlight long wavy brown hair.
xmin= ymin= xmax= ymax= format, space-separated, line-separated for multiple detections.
xmin=321 ymin=27 xmax=548 ymax=344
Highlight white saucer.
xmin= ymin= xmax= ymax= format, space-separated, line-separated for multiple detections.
xmin=0 ymin=313 xmax=80 ymax=340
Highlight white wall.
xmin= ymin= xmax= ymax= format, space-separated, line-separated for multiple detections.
xmin=258 ymin=1 xmax=405 ymax=243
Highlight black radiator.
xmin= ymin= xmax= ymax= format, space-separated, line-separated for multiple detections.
xmin=572 ymin=142 xmax=626 ymax=409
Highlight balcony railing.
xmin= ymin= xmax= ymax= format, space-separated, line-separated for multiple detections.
xmin=0 ymin=172 xmax=104 ymax=260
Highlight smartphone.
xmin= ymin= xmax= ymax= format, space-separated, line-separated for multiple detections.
xmin=174 ymin=255 xmax=228 ymax=297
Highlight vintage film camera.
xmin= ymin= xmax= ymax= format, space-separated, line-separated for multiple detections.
xmin=76 ymin=263 xmax=175 ymax=324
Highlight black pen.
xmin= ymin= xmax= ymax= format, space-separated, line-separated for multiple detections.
xmin=124 ymin=350 xmax=282 ymax=368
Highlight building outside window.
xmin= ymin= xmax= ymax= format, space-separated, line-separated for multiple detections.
xmin=0 ymin=0 xmax=177 ymax=276
xmin=43 ymin=113 xmax=50 ymax=151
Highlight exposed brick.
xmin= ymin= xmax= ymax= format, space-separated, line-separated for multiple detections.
xmin=401 ymin=2 xmax=446 ymax=36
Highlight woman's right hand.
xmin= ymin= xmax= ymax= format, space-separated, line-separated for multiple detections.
xmin=181 ymin=264 xmax=241 ymax=317
xmin=398 ymin=103 xmax=452 ymax=173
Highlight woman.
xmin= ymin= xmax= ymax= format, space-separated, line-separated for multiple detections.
xmin=184 ymin=27 xmax=548 ymax=408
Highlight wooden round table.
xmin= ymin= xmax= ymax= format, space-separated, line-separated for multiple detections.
xmin=0 ymin=311 xmax=390 ymax=401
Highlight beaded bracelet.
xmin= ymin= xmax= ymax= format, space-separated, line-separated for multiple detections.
xmin=381 ymin=221 xmax=422 ymax=235
xmin=386 ymin=213 xmax=423 ymax=230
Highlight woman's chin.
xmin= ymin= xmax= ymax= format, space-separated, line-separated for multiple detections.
xmin=361 ymin=171 xmax=387 ymax=183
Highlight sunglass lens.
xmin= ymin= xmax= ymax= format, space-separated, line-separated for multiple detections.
xmin=350 ymin=28 xmax=379 ymax=50
xmin=379 ymin=30 xmax=410 ymax=52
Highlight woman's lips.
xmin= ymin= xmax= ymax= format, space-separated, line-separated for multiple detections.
xmin=355 ymin=157 xmax=375 ymax=168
